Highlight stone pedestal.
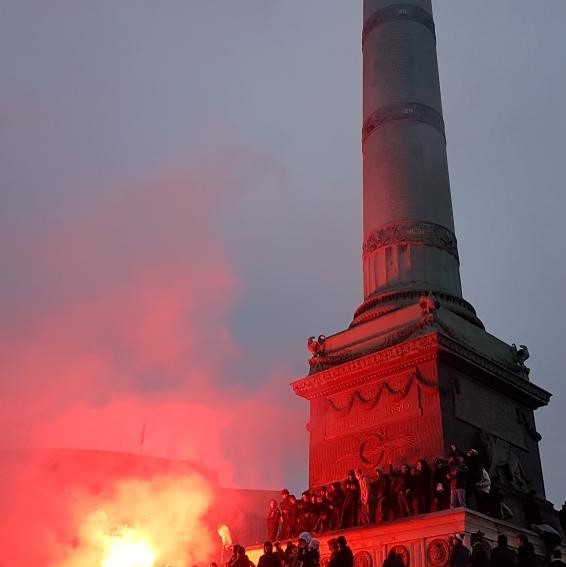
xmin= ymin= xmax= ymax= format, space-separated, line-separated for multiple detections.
xmin=247 ymin=509 xmax=564 ymax=567
xmin=293 ymin=302 xmax=550 ymax=511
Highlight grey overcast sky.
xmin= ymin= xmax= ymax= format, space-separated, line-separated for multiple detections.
xmin=1 ymin=2 xmax=565 ymax=507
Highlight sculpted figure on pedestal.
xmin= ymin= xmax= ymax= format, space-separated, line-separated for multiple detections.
xmin=511 ymin=343 xmax=530 ymax=374
xmin=307 ymin=335 xmax=327 ymax=358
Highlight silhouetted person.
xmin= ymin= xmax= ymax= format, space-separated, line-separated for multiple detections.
xmin=516 ymin=534 xmax=537 ymax=567
xmin=373 ymin=467 xmax=391 ymax=523
xmin=328 ymin=482 xmax=345 ymax=531
xmin=259 ymin=542 xmax=283 ymax=567
xmin=267 ymin=499 xmax=281 ymax=542
xmin=341 ymin=471 xmax=360 ymax=528
xmin=336 ymin=536 xmax=354 ymax=567
xmin=465 ymin=448 xmax=482 ymax=509
xmin=448 ymin=456 xmax=468 ymax=509
xmin=475 ymin=466 xmax=491 ymax=514
xmin=297 ymin=532 xmax=316 ymax=567
xmin=284 ymin=541 xmax=297 ymax=567
xmin=356 ymin=468 xmax=372 ymax=525
xmin=273 ymin=542 xmax=285 ymax=567
xmin=312 ymin=489 xmax=331 ymax=534
xmin=308 ymin=538 xmax=320 ymax=567
xmin=297 ymin=491 xmax=312 ymax=534
xmin=391 ymin=464 xmax=413 ymax=518
xmin=234 ymin=546 xmax=255 ymax=567
xmin=328 ymin=539 xmax=340 ymax=567
xmin=413 ymin=459 xmax=432 ymax=515
xmin=289 ymin=495 xmax=299 ymax=538
xmin=470 ymin=530 xmax=491 ymax=567
xmin=490 ymin=535 xmax=516 ymax=567
xmin=432 ymin=458 xmax=450 ymax=511
xmin=280 ymin=490 xmax=293 ymax=540
xmin=382 ymin=550 xmax=406 ymax=567
xmin=449 ymin=534 xmax=470 ymax=567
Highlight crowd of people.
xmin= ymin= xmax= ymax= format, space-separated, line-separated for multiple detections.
xmin=224 ymin=533 xmax=354 ymax=567
xmin=449 ymin=530 xmax=566 ymax=567
xmin=220 ymin=529 xmax=564 ymax=567
xmin=267 ymin=445 xmax=517 ymax=541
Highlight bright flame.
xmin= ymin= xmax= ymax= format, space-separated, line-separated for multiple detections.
xmin=217 ymin=523 xmax=233 ymax=548
xmin=103 ymin=528 xmax=155 ymax=567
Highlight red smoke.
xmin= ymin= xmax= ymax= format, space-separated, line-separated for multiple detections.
xmin=0 ymin=165 xmax=307 ymax=564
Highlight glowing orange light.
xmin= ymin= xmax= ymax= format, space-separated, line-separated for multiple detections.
xmin=217 ymin=523 xmax=233 ymax=548
xmin=103 ymin=528 xmax=155 ymax=567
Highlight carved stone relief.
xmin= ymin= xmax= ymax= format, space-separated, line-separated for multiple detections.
xmin=354 ymin=551 xmax=372 ymax=567
xmin=426 ymin=539 xmax=450 ymax=567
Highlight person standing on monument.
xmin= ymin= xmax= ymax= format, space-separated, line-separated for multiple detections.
xmin=373 ymin=467 xmax=391 ymax=523
xmin=296 ymin=491 xmax=312 ymax=534
xmin=390 ymin=463 xmax=413 ymax=518
xmin=475 ymin=466 xmax=491 ymax=514
xmin=355 ymin=468 xmax=372 ymax=525
xmin=448 ymin=456 xmax=468 ymax=509
xmin=432 ymin=458 xmax=450 ymax=511
xmin=341 ymin=471 xmax=360 ymax=528
xmin=464 ymin=449 xmax=482 ymax=509
xmin=412 ymin=459 xmax=432 ymax=515
xmin=267 ymin=499 xmax=281 ymax=542
xmin=327 ymin=482 xmax=345 ymax=531
xmin=279 ymin=490 xmax=293 ymax=540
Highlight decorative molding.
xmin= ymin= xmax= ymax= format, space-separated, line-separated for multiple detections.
xmin=437 ymin=334 xmax=551 ymax=407
xmin=362 ymin=4 xmax=436 ymax=45
xmin=327 ymin=370 xmax=437 ymax=415
xmin=293 ymin=334 xmax=439 ymax=399
xmin=309 ymin=313 xmax=434 ymax=374
xmin=354 ymin=551 xmax=372 ymax=567
xmin=363 ymin=221 xmax=458 ymax=261
xmin=362 ymin=102 xmax=445 ymax=144
xmin=426 ymin=539 xmax=450 ymax=567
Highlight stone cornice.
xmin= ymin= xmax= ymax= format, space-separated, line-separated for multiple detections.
xmin=292 ymin=333 xmax=439 ymax=400
xmin=437 ymin=334 xmax=551 ymax=408
xmin=362 ymin=103 xmax=445 ymax=145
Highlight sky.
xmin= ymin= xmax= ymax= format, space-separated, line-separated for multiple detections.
xmin=1 ymin=0 xmax=565 ymax=512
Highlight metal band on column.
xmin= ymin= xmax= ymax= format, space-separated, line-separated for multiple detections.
xmin=362 ymin=3 xmax=436 ymax=46
xmin=362 ymin=102 xmax=445 ymax=144
xmin=363 ymin=220 xmax=459 ymax=261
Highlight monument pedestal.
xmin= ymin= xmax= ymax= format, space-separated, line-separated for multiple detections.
xmin=293 ymin=301 xmax=551 ymax=524
xmin=247 ymin=509 xmax=564 ymax=567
